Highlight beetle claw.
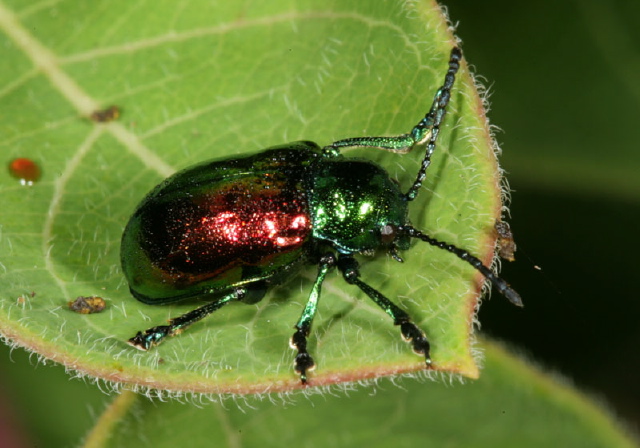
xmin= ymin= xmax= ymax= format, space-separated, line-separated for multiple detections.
xmin=127 ymin=325 xmax=171 ymax=350
xmin=294 ymin=352 xmax=315 ymax=384
xmin=399 ymin=321 xmax=431 ymax=361
xmin=291 ymin=328 xmax=315 ymax=384
xmin=127 ymin=332 xmax=151 ymax=351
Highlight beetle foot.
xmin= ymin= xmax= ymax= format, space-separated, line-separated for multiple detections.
xmin=290 ymin=327 xmax=315 ymax=384
xmin=398 ymin=321 xmax=432 ymax=367
xmin=127 ymin=325 xmax=171 ymax=350
xmin=294 ymin=352 xmax=315 ymax=384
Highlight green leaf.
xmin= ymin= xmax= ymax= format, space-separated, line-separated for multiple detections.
xmin=83 ymin=342 xmax=636 ymax=448
xmin=0 ymin=1 xmax=504 ymax=392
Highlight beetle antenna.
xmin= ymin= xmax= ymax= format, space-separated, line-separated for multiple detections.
xmin=405 ymin=47 xmax=462 ymax=201
xmin=400 ymin=225 xmax=523 ymax=307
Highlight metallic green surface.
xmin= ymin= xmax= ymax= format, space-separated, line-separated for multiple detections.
xmin=295 ymin=255 xmax=333 ymax=330
xmin=121 ymin=144 xmax=320 ymax=304
xmin=128 ymin=288 xmax=242 ymax=350
xmin=307 ymin=158 xmax=409 ymax=254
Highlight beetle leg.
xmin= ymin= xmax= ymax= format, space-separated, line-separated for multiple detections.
xmin=404 ymin=47 xmax=461 ymax=201
xmin=323 ymin=133 xmax=418 ymax=156
xmin=400 ymin=225 xmax=523 ymax=307
xmin=128 ymin=287 xmax=246 ymax=350
xmin=337 ymin=255 xmax=432 ymax=366
xmin=322 ymin=48 xmax=462 ymax=202
xmin=290 ymin=253 xmax=336 ymax=384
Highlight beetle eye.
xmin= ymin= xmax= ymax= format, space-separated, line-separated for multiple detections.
xmin=379 ymin=224 xmax=396 ymax=245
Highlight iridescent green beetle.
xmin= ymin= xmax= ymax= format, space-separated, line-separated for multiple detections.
xmin=121 ymin=47 xmax=522 ymax=383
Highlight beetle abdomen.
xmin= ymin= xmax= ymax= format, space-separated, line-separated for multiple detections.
xmin=121 ymin=145 xmax=319 ymax=304
xmin=143 ymin=176 xmax=310 ymax=273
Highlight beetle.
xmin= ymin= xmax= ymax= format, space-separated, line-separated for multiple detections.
xmin=121 ymin=47 xmax=522 ymax=383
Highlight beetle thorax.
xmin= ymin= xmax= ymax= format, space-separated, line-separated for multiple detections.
xmin=307 ymin=159 xmax=408 ymax=254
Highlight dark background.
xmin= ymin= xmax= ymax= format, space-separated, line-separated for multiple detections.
xmin=446 ymin=0 xmax=640 ymax=427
